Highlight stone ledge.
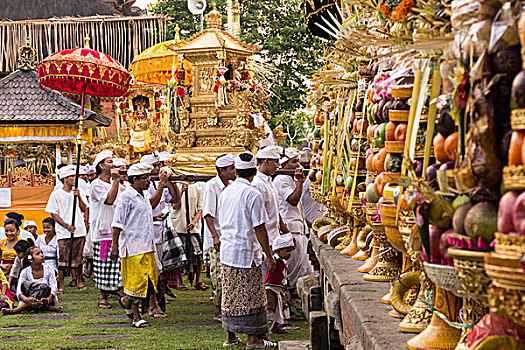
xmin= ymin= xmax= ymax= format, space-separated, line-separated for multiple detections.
xmin=311 ymin=235 xmax=413 ymax=350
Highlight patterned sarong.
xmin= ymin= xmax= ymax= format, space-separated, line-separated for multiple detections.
xmin=221 ymin=263 xmax=267 ymax=335
xmin=93 ymin=241 xmax=123 ymax=292
xmin=209 ymin=248 xmax=222 ymax=306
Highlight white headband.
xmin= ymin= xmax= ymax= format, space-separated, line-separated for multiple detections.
xmin=273 ymin=233 xmax=294 ymax=250
xmin=215 ymin=153 xmax=235 ymax=168
xmin=128 ymin=163 xmax=153 ymax=176
xmin=235 ymin=152 xmax=257 ymax=170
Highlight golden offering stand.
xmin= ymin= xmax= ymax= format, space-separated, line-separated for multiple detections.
xmin=397 ymin=211 xmax=434 ymax=333
xmin=363 ymin=221 xmax=401 ymax=282
xmin=162 ymin=5 xmax=280 ymax=170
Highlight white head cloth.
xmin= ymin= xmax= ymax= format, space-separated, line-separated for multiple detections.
xmin=215 ymin=153 xmax=235 ymax=168
xmin=235 ymin=152 xmax=257 ymax=170
xmin=79 ymin=165 xmax=89 ymax=175
xmin=273 ymin=233 xmax=294 ymax=250
xmin=94 ymin=150 xmax=113 ymax=167
xmin=113 ymin=158 xmax=127 ymax=167
xmin=59 ymin=165 xmax=76 ymax=179
xmin=140 ymin=153 xmax=159 ymax=165
xmin=158 ymin=151 xmax=173 ymax=162
xmin=86 ymin=165 xmax=95 ymax=174
xmin=23 ymin=220 xmax=37 ymax=229
xmin=256 ymin=145 xmax=282 ymax=160
xmin=279 ymin=147 xmax=299 ymax=165
xmin=128 ymin=163 xmax=153 ymax=177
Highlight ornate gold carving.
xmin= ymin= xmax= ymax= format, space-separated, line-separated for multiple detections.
xmin=449 ymin=249 xmax=490 ymax=303
xmin=0 ymin=175 xmax=8 ymax=188
xmin=199 ymin=67 xmax=215 ymax=94
xmin=205 ymin=106 xmax=219 ymax=127
xmin=33 ymin=174 xmax=55 ymax=187
xmin=488 ymin=285 xmax=525 ymax=327
xmin=494 ymin=232 xmax=525 ymax=257
xmin=503 ymin=165 xmax=525 ymax=190
xmin=363 ymin=226 xmax=401 ymax=282
xmin=167 ymin=130 xmax=196 ymax=148
xmin=11 ymin=167 xmax=32 ymax=187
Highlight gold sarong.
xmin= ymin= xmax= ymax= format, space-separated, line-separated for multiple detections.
xmin=121 ymin=251 xmax=158 ymax=298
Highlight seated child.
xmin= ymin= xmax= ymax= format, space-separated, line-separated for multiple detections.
xmin=8 ymin=239 xmax=33 ymax=291
xmin=2 ymin=246 xmax=63 ymax=315
xmin=35 ymin=218 xmax=58 ymax=273
xmin=265 ymin=234 xmax=295 ymax=335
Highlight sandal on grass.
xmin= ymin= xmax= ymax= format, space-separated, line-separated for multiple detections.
xmin=77 ymin=285 xmax=88 ymax=291
xmin=68 ymin=280 xmax=77 ymax=287
xmin=132 ymin=319 xmax=150 ymax=328
xmin=118 ymin=297 xmax=134 ymax=320
xmin=246 ymin=339 xmax=277 ymax=348
xmin=178 ymin=285 xmax=188 ymax=291
xmin=269 ymin=328 xmax=288 ymax=335
xmin=195 ymin=281 xmax=209 ymax=291
xmin=148 ymin=310 xmax=167 ymax=318
xmin=223 ymin=338 xmax=241 ymax=347
xmin=98 ymin=301 xmax=112 ymax=309
xmin=166 ymin=290 xmax=177 ymax=299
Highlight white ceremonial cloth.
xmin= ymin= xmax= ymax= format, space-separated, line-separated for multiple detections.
xmin=112 ymin=187 xmax=155 ymax=258
xmin=45 ymin=188 xmax=88 ymax=240
xmin=147 ymin=182 xmax=172 ymax=245
xmin=17 ymin=265 xmax=58 ymax=305
xmin=36 ymin=234 xmax=58 ymax=272
xmin=218 ymin=178 xmax=268 ymax=268
xmin=202 ymin=176 xmax=227 ymax=252
xmin=252 ymin=171 xmax=281 ymax=245
xmin=170 ymin=183 xmax=203 ymax=234
xmin=273 ymin=174 xmax=308 ymax=235
xmin=302 ymin=178 xmax=326 ymax=223
xmin=89 ymin=178 xmax=123 ymax=242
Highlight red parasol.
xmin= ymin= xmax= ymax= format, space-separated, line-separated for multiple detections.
xmin=37 ymin=37 xmax=131 ymax=273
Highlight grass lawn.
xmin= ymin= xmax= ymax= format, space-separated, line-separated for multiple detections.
xmin=0 ymin=275 xmax=309 ymax=349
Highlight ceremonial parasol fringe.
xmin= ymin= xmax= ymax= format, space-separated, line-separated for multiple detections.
xmin=0 ymin=15 xmax=168 ymax=73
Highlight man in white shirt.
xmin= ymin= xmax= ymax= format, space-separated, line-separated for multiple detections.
xmin=252 ymin=146 xmax=289 ymax=247
xmin=299 ymin=149 xmax=326 ymax=223
xmin=273 ymin=148 xmax=313 ymax=289
xmin=219 ymin=152 xmax=276 ymax=348
xmin=110 ymin=163 xmax=171 ymax=327
xmin=202 ymin=153 xmax=236 ymax=321
xmin=90 ymin=150 xmax=127 ymax=310
xmin=140 ymin=153 xmax=180 ymax=311
xmin=45 ymin=165 xmax=89 ymax=293
xmin=171 ymin=183 xmax=205 ymax=290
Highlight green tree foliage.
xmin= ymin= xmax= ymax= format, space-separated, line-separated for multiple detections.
xmin=151 ymin=0 xmax=325 ymax=119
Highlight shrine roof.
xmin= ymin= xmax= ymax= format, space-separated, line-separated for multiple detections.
xmin=0 ymin=69 xmax=111 ymax=126
xmin=167 ymin=28 xmax=261 ymax=56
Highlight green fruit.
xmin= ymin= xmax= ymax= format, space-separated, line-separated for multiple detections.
xmin=452 ymin=195 xmax=469 ymax=210
xmin=345 ymin=176 xmax=354 ymax=191
xmin=366 ymin=183 xmax=379 ymax=203
xmin=464 ymin=202 xmax=497 ymax=244
xmin=374 ymin=122 xmax=386 ymax=148
xmin=314 ymin=128 xmax=321 ymax=138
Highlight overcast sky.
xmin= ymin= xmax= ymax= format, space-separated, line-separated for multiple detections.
xmin=134 ymin=0 xmax=159 ymax=10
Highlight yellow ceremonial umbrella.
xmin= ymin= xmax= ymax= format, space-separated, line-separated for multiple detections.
xmin=129 ymin=25 xmax=193 ymax=86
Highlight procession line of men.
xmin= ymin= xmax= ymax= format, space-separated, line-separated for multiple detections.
xmin=45 ymin=145 xmax=323 ymax=343
xmin=203 ymin=146 xmax=318 ymax=348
